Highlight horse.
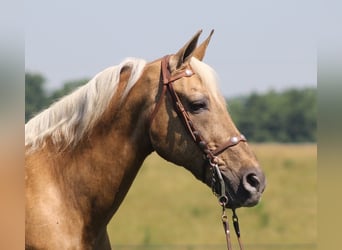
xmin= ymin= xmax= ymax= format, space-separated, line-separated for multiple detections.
xmin=25 ymin=30 xmax=266 ymax=249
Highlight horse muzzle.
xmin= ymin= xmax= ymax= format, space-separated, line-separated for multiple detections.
xmin=220 ymin=167 xmax=266 ymax=208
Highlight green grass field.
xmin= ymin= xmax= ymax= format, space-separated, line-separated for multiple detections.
xmin=108 ymin=144 xmax=317 ymax=249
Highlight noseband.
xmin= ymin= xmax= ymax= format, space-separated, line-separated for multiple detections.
xmin=149 ymin=55 xmax=246 ymax=250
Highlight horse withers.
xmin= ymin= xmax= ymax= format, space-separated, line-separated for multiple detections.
xmin=25 ymin=30 xmax=265 ymax=249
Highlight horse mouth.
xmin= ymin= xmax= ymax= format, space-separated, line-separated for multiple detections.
xmin=217 ymin=169 xmax=266 ymax=209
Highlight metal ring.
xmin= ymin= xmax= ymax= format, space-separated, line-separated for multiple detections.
xmin=218 ymin=195 xmax=228 ymax=206
xmin=221 ymin=214 xmax=228 ymax=223
xmin=208 ymin=157 xmax=219 ymax=167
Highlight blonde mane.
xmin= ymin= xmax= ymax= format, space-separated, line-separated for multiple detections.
xmin=25 ymin=58 xmax=146 ymax=152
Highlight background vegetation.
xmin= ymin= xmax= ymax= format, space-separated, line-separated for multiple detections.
xmin=108 ymin=144 xmax=316 ymax=249
xmin=228 ymin=89 xmax=316 ymax=142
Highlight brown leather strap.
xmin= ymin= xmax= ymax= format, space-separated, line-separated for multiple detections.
xmin=161 ymin=55 xmax=195 ymax=84
xmin=149 ymin=55 xmax=195 ymax=128
xmin=212 ymin=134 xmax=247 ymax=156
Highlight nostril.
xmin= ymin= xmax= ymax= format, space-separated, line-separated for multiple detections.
xmin=246 ymin=174 xmax=260 ymax=190
xmin=243 ymin=172 xmax=262 ymax=193
xmin=240 ymin=169 xmax=266 ymax=206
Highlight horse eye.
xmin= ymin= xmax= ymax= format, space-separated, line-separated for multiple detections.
xmin=189 ymin=100 xmax=208 ymax=113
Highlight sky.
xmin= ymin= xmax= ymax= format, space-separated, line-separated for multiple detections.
xmin=25 ymin=0 xmax=317 ymax=98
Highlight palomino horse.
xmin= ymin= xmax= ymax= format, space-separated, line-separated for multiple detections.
xmin=25 ymin=30 xmax=265 ymax=249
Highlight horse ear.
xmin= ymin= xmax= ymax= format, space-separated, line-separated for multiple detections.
xmin=169 ymin=30 xmax=203 ymax=71
xmin=192 ymin=29 xmax=214 ymax=61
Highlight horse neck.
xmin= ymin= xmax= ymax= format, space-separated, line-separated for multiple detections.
xmin=52 ymin=64 xmax=158 ymax=231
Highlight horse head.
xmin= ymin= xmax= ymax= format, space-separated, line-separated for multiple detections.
xmin=149 ymin=30 xmax=266 ymax=208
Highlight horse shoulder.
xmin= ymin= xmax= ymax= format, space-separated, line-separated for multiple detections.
xmin=25 ymin=149 xmax=86 ymax=249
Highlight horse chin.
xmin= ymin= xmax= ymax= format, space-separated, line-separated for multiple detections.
xmin=225 ymin=194 xmax=262 ymax=209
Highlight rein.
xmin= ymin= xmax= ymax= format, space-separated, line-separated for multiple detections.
xmin=150 ymin=55 xmax=247 ymax=250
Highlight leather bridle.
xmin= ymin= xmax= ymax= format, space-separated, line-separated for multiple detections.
xmin=149 ymin=55 xmax=246 ymax=250
xmin=150 ymin=55 xmax=247 ymax=163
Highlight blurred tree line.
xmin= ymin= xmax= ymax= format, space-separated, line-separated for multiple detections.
xmin=228 ymin=88 xmax=316 ymax=142
xmin=25 ymin=72 xmax=316 ymax=142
